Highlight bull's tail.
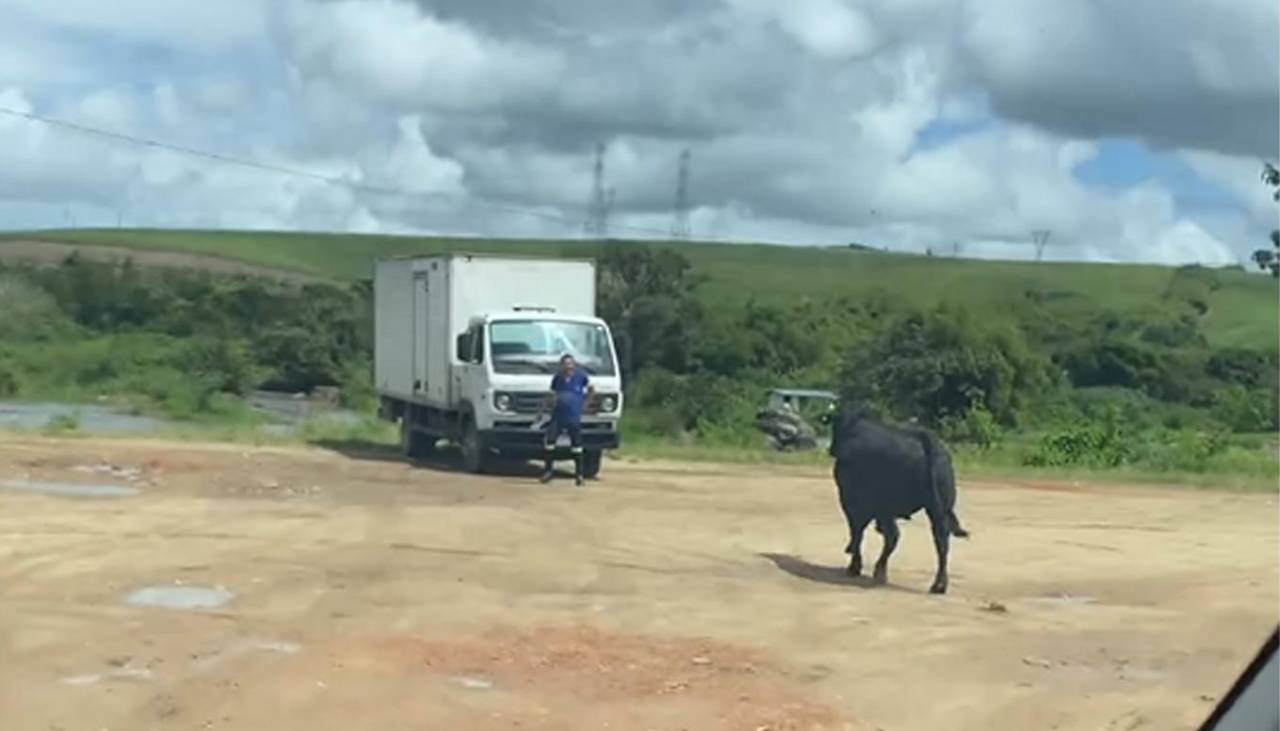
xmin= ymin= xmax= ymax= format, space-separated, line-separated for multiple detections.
xmin=916 ymin=430 xmax=970 ymax=539
xmin=916 ymin=428 xmax=938 ymax=519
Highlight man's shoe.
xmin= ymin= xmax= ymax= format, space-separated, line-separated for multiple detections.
xmin=539 ymin=471 xmax=554 ymax=484
xmin=574 ymin=475 xmax=584 ymax=487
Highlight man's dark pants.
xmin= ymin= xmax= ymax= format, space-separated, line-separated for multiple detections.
xmin=544 ymin=417 xmax=583 ymax=477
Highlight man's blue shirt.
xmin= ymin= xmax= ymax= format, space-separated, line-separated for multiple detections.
xmin=550 ymin=369 xmax=589 ymax=423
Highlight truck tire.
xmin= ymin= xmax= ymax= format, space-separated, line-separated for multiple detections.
xmin=400 ymin=415 xmax=434 ymax=459
xmin=460 ymin=418 xmax=487 ymax=474
xmin=581 ymin=450 xmax=603 ymax=479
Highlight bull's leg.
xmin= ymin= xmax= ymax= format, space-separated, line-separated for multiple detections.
xmin=871 ymin=517 xmax=899 ymax=586
xmin=844 ymin=512 xmax=871 ymax=577
xmin=926 ymin=506 xmax=950 ymax=595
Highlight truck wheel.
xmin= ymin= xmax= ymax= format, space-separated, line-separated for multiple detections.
xmin=460 ymin=418 xmax=487 ymax=474
xmin=581 ymin=450 xmax=603 ymax=479
xmin=400 ymin=415 xmax=434 ymax=459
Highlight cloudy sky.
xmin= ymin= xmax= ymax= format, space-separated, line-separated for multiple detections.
xmin=0 ymin=0 xmax=1276 ymax=265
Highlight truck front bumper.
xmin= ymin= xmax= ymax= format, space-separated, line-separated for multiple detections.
xmin=482 ymin=422 xmax=620 ymax=458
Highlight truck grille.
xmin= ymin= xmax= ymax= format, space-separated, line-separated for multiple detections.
xmin=498 ymin=392 xmax=617 ymax=416
xmin=508 ymin=392 xmax=547 ymax=414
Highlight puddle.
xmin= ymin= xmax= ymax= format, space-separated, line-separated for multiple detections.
xmin=0 ymin=398 xmax=360 ymax=438
xmin=0 ymin=402 xmax=166 ymax=433
xmin=0 ymin=480 xmax=139 ymax=498
xmin=1033 ymin=593 xmax=1098 ymax=606
xmin=252 ymin=641 xmax=302 ymax=654
xmin=451 ymin=675 xmax=494 ymax=690
xmin=191 ymin=639 xmax=302 ymax=672
xmin=125 ymin=586 xmax=235 ymax=610
xmin=62 ymin=667 xmax=153 ymax=686
xmin=247 ymin=391 xmax=363 ymax=434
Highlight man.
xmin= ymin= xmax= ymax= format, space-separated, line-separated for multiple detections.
xmin=539 ymin=354 xmax=594 ymax=485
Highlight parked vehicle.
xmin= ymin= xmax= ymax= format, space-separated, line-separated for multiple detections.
xmin=374 ymin=254 xmax=623 ymax=476
xmin=754 ymin=388 xmax=837 ymax=451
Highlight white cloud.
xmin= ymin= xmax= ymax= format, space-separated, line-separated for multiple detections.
xmin=6 ymin=0 xmax=266 ymax=54
xmin=284 ymin=0 xmax=565 ymax=112
xmin=372 ymin=116 xmax=466 ymax=196
xmin=74 ymin=88 xmax=139 ymax=129
xmin=727 ymin=0 xmax=879 ymax=59
xmin=0 ymin=0 xmax=1272 ymax=269
xmin=1179 ymin=151 xmax=1278 ymax=223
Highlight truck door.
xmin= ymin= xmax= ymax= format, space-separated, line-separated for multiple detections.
xmin=457 ymin=323 xmax=491 ymax=429
xmin=413 ymin=273 xmax=429 ymax=396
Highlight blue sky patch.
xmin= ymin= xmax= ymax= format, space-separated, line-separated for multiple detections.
xmin=911 ymin=116 xmax=994 ymax=153
xmin=1073 ymin=139 xmax=1239 ymax=211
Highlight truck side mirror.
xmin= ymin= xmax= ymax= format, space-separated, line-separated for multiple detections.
xmin=456 ymin=333 xmax=471 ymax=362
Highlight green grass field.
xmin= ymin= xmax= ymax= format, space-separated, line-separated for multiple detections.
xmin=3 ymin=228 xmax=1275 ymax=347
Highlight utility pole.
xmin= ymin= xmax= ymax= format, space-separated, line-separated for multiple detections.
xmin=1031 ymin=229 xmax=1051 ymax=261
xmin=583 ymin=142 xmax=612 ymax=239
xmin=670 ymin=148 xmax=691 ymax=241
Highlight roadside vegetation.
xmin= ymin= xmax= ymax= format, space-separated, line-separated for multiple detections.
xmin=0 ymin=238 xmax=1274 ymax=488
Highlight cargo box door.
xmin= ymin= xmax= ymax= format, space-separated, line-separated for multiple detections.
xmin=413 ymin=273 xmax=429 ymax=397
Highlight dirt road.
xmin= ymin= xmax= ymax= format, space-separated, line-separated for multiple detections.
xmin=0 ymin=437 xmax=1275 ymax=730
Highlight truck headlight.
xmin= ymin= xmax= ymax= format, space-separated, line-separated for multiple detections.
xmin=598 ymin=394 xmax=618 ymax=413
xmin=494 ymin=392 xmax=513 ymax=412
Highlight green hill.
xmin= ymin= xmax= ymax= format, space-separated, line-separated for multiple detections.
xmin=1 ymin=228 xmax=1275 ymax=348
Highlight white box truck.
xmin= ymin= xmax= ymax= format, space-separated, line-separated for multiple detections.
xmin=374 ymin=254 xmax=623 ymax=475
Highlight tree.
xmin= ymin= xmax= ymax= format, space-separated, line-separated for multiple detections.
xmin=839 ymin=306 xmax=1054 ymax=427
xmin=595 ymin=245 xmax=704 ymax=379
xmin=1253 ymin=163 xmax=1279 ymax=277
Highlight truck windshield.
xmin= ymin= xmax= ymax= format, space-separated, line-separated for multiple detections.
xmin=489 ymin=320 xmax=617 ymax=376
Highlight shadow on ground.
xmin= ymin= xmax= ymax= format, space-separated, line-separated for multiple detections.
xmin=310 ymin=439 xmax=547 ymax=478
xmin=758 ymin=552 xmax=918 ymax=594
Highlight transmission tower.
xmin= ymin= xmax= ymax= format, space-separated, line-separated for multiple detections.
xmin=1031 ymin=229 xmax=1052 ymax=261
xmin=670 ymin=148 xmax=692 ymax=240
xmin=584 ymin=142 xmax=612 ymax=239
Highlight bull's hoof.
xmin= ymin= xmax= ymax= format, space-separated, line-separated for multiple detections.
xmin=846 ymin=560 xmax=862 ymax=577
xmin=871 ymin=570 xmax=888 ymax=586
xmin=929 ymin=582 xmax=948 ymax=595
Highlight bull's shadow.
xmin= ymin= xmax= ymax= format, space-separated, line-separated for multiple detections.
xmin=758 ymin=552 xmax=918 ymax=594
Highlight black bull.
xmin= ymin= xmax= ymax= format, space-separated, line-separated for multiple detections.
xmin=825 ymin=408 xmax=969 ymax=594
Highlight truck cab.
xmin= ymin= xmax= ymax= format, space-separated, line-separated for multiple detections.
xmin=453 ymin=311 xmax=622 ymax=471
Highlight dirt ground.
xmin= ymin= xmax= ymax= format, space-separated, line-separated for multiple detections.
xmin=0 ymin=437 xmax=1275 ymax=731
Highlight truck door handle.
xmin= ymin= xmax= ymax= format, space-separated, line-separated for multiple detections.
xmin=413 ymin=380 xmax=422 ymax=391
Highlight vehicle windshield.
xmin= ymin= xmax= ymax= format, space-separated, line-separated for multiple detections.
xmin=489 ymin=320 xmax=616 ymax=377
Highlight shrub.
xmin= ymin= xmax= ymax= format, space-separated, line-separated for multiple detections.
xmin=179 ymin=337 xmax=258 ymax=395
xmin=1144 ymin=429 xmax=1230 ymax=473
xmin=0 ymin=360 xmax=19 ymax=397
xmin=1058 ymin=338 xmax=1214 ymax=404
xmin=0 ymin=272 xmax=68 ymax=340
xmin=940 ymin=404 xmax=1002 ymax=449
xmin=1212 ymin=385 xmax=1279 ymax=434
xmin=1023 ymin=409 xmax=1132 ymax=467
xmin=43 ymin=412 xmax=80 ymax=433
xmin=623 ymin=369 xmax=766 ymax=443
xmin=840 ymin=306 xmax=1054 ymax=427
xmin=1207 ymin=348 xmax=1279 ymax=390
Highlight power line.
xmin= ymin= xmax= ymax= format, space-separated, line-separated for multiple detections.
xmin=0 ymin=105 xmax=694 ymax=241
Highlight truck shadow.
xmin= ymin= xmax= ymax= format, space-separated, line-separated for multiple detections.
xmin=758 ymin=552 xmax=918 ymax=594
xmin=310 ymin=439 xmax=545 ymax=478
